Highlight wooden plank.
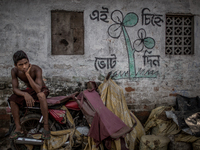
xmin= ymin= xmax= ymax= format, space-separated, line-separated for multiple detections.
xmin=51 ymin=11 xmax=84 ymax=55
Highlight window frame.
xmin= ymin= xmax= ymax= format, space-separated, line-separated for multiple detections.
xmin=165 ymin=13 xmax=194 ymax=55
xmin=51 ymin=10 xmax=84 ymax=55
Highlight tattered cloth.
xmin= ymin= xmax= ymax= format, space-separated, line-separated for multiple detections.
xmin=145 ymin=105 xmax=200 ymax=149
xmin=8 ymin=86 xmax=49 ymax=107
xmin=185 ymin=112 xmax=200 ymax=137
xmin=144 ymin=106 xmax=181 ymax=136
xmin=174 ymin=95 xmax=200 ymax=136
xmin=76 ymin=88 xmax=132 ymax=149
xmin=97 ymin=78 xmax=145 ymax=150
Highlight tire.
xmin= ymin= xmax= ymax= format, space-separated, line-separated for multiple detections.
xmin=10 ymin=113 xmax=56 ymax=150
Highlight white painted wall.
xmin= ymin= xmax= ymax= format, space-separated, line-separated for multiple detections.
xmin=0 ymin=0 xmax=200 ymax=111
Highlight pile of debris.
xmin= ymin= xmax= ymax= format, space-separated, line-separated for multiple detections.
xmin=141 ymin=95 xmax=200 ymax=150
xmin=4 ymin=75 xmax=200 ymax=150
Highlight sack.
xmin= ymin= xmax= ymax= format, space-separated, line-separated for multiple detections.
xmin=174 ymin=95 xmax=200 ymax=129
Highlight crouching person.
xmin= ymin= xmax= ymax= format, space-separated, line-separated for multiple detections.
xmin=8 ymin=50 xmax=50 ymax=140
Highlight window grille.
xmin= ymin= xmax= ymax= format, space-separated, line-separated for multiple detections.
xmin=165 ymin=15 xmax=194 ymax=55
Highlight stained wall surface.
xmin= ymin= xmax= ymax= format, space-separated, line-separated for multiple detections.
xmin=0 ymin=0 xmax=200 ymax=114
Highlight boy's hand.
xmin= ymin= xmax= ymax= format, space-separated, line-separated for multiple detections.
xmin=24 ymin=92 xmax=35 ymax=107
xmin=25 ymin=64 xmax=32 ymax=75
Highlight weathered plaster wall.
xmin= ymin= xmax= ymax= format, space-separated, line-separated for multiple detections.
xmin=0 ymin=0 xmax=200 ymax=116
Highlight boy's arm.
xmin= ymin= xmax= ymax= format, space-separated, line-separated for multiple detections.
xmin=11 ymin=68 xmax=26 ymax=96
xmin=11 ymin=68 xmax=35 ymax=107
xmin=25 ymin=64 xmax=42 ymax=94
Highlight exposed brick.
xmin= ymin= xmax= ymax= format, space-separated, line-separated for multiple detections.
xmin=0 ymin=82 xmax=5 ymax=90
xmin=0 ymin=102 xmax=8 ymax=107
xmin=0 ymin=90 xmax=3 ymax=97
xmin=125 ymin=87 xmax=135 ymax=92
xmin=0 ymin=116 xmax=10 ymax=130
xmin=154 ymin=87 xmax=159 ymax=91
xmin=169 ymin=93 xmax=178 ymax=96
xmin=3 ymin=89 xmax=12 ymax=95
xmin=143 ymin=105 xmax=148 ymax=109
xmin=0 ymin=127 xmax=9 ymax=138
xmin=7 ymin=83 xmax=12 ymax=88
xmin=132 ymin=111 xmax=151 ymax=125
xmin=128 ymin=104 xmax=136 ymax=110
xmin=0 ymin=114 xmax=10 ymax=120
xmin=0 ymin=109 xmax=6 ymax=114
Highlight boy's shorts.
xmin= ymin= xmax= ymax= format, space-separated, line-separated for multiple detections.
xmin=8 ymin=86 xmax=49 ymax=107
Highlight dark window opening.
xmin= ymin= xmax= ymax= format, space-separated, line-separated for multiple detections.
xmin=51 ymin=11 xmax=84 ymax=55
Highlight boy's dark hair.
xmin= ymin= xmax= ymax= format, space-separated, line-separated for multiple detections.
xmin=13 ymin=50 xmax=29 ymax=65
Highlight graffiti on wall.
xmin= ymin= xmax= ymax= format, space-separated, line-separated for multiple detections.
xmin=142 ymin=8 xmax=164 ymax=27
xmin=143 ymin=50 xmax=160 ymax=67
xmin=90 ymin=7 xmax=109 ymax=23
xmin=94 ymin=54 xmax=117 ymax=71
xmin=90 ymin=8 xmax=163 ymax=79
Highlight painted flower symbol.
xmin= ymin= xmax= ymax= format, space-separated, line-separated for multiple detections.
xmin=108 ymin=10 xmax=138 ymax=39
xmin=133 ymin=28 xmax=155 ymax=52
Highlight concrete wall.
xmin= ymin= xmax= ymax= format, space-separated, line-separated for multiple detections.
xmin=0 ymin=0 xmax=200 ymax=125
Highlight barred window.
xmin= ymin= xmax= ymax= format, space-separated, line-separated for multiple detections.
xmin=165 ymin=15 xmax=194 ymax=55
